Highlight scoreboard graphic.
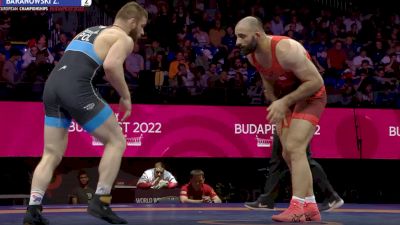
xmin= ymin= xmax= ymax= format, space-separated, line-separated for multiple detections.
xmin=0 ymin=0 xmax=91 ymax=11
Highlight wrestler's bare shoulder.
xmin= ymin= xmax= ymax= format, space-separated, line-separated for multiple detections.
xmin=275 ymin=38 xmax=307 ymax=69
xmin=94 ymin=27 xmax=133 ymax=60
xmin=96 ymin=27 xmax=132 ymax=45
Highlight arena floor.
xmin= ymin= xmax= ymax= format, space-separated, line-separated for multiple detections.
xmin=2 ymin=203 xmax=400 ymax=225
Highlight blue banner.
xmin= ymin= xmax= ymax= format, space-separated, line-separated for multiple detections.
xmin=1 ymin=0 xmax=91 ymax=7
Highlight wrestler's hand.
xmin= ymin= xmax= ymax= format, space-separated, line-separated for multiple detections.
xmin=119 ymin=97 xmax=132 ymax=122
xmin=267 ymin=99 xmax=289 ymax=124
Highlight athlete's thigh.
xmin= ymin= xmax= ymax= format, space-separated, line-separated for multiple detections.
xmin=90 ymin=111 xmax=124 ymax=145
xmin=281 ymin=94 xmax=325 ymax=152
xmin=42 ymin=81 xmax=71 ymax=155
xmin=279 ymin=125 xmax=289 ymax=152
xmin=284 ymin=119 xmax=316 ymax=153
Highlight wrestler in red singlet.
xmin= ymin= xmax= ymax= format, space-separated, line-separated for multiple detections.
xmin=250 ymin=36 xmax=327 ymax=128
xmin=235 ymin=16 xmax=326 ymax=223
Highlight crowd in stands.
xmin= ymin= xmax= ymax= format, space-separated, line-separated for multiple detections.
xmin=0 ymin=0 xmax=399 ymax=108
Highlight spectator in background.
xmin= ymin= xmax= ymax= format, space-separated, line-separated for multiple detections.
xmin=356 ymin=83 xmax=375 ymax=107
xmin=146 ymin=40 xmax=164 ymax=62
xmin=247 ymin=74 xmax=264 ymax=105
xmin=53 ymin=32 xmax=69 ymax=62
xmin=151 ymin=51 xmax=168 ymax=89
xmin=180 ymin=169 xmax=222 ymax=203
xmin=327 ymin=40 xmax=347 ymax=74
xmin=0 ymin=41 xmax=12 ymax=59
xmin=70 ymin=170 xmax=95 ymax=204
xmin=22 ymin=42 xmax=38 ymax=70
xmin=33 ymin=34 xmax=54 ymax=85
xmin=270 ymin=15 xmax=284 ymax=35
xmin=284 ymin=15 xmax=304 ymax=34
xmin=339 ymin=74 xmax=356 ymax=106
xmin=137 ymin=162 xmax=178 ymax=189
xmin=2 ymin=48 xmax=22 ymax=86
xmin=384 ymin=53 xmax=400 ymax=77
xmin=355 ymin=60 xmax=375 ymax=79
xmin=193 ymin=25 xmax=210 ymax=48
xmin=195 ymin=48 xmax=211 ymax=71
xmin=342 ymin=35 xmax=360 ymax=68
xmin=124 ymin=44 xmax=144 ymax=85
xmin=168 ymin=51 xmax=189 ymax=86
xmin=20 ymin=44 xmax=40 ymax=85
xmin=36 ymin=34 xmax=54 ymax=65
xmin=209 ymin=20 xmax=225 ymax=48
xmin=310 ymin=34 xmax=330 ymax=74
xmin=343 ymin=11 xmax=362 ymax=33
xmin=0 ymin=52 xmax=5 ymax=79
xmin=177 ymin=62 xmax=195 ymax=87
xmin=370 ymin=40 xmax=387 ymax=66
xmin=352 ymin=49 xmax=373 ymax=69
xmin=221 ymin=26 xmax=237 ymax=52
xmin=0 ymin=16 xmax=11 ymax=42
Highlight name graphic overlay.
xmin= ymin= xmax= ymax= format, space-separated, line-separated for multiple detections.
xmin=0 ymin=0 xmax=91 ymax=11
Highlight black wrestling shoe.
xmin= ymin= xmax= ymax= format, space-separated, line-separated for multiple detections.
xmin=319 ymin=193 xmax=344 ymax=212
xmin=87 ymin=194 xmax=127 ymax=224
xmin=244 ymin=194 xmax=275 ymax=210
xmin=23 ymin=205 xmax=49 ymax=225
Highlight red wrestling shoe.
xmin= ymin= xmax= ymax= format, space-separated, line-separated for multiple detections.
xmin=271 ymin=199 xmax=305 ymax=222
xmin=304 ymin=202 xmax=321 ymax=221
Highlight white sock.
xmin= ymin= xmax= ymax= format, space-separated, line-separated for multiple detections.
xmin=305 ymin=195 xmax=316 ymax=204
xmin=29 ymin=189 xmax=45 ymax=205
xmin=292 ymin=196 xmax=305 ymax=204
xmin=95 ymin=183 xmax=112 ymax=195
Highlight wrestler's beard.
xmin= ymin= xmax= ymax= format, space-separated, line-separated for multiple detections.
xmin=239 ymin=37 xmax=257 ymax=55
xmin=129 ymin=28 xmax=141 ymax=42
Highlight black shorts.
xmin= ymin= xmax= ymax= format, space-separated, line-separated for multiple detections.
xmin=42 ymin=52 xmax=112 ymax=132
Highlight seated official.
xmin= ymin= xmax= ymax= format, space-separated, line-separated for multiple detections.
xmin=180 ymin=169 xmax=222 ymax=203
xmin=136 ymin=162 xmax=178 ymax=189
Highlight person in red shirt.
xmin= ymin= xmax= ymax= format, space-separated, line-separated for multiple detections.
xmin=180 ymin=170 xmax=222 ymax=203
xmin=235 ymin=16 xmax=326 ymax=222
xmin=327 ymin=40 xmax=347 ymax=73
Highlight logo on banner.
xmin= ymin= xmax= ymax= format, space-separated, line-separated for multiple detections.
xmin=126 ymin=134 xmax=144 ymax=146
xmin=92 ymin=134 xmax=144 ymax=146
xmin=256 ymin=135 xmax=273 ymax=148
